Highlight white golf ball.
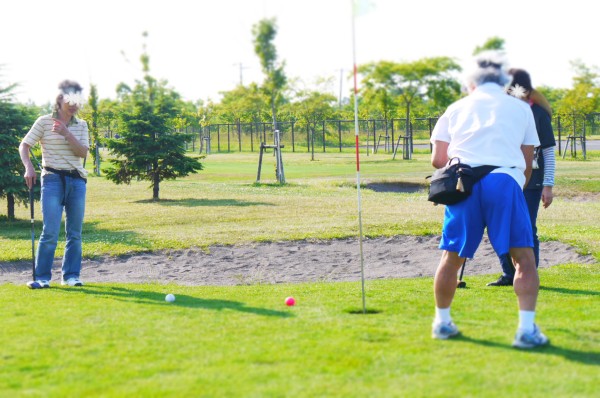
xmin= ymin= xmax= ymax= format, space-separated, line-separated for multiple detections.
xmin=165 ymin=293 xmax=176 ymax=303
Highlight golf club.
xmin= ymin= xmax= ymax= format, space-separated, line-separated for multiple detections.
xmin=457 ymin=258 xmax=467 ymax=288
xmin=28 ymin=147 xmax=42 ymax=284
xmin=29 ymin=187 xmax=36 ymax=281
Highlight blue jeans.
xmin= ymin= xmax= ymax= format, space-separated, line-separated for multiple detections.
xmin=35 ymin=174 xmax=86 ymax=281
xmin=499 ymin=188 xmax=543 ymax=277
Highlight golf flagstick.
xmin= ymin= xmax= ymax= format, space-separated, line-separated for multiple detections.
xmin=352 ymin=0 xmax=367 ymax=314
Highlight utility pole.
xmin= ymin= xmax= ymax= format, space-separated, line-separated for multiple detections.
xmin=233 ymin=62 xmax=250 ymax=86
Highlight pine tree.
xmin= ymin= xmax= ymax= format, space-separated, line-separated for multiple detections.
xmin=0 ymin=100 xmax=38 ymax=220
xmin=103 ymin=33 xmax=203 ymax=200
xmin=88 ymin=85 xmax=101 ymax=175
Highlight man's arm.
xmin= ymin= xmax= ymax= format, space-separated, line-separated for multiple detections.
xmin=431 ymin=140 xmax=449 ymax=169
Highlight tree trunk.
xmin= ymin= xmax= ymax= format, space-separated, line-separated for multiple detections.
xmin=153 ymin=177 xmax=160 ymax=200
xmin=7 ymin=193 xmax=15 ymax=221
xmin=271 ymin=96 xmax=277 ymax=132
xmin=152 ymin=163 xmax=160 ymax=201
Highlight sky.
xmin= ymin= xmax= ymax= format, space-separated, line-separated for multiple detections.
xmin=2 ymin=0 xmax=598 ymax=106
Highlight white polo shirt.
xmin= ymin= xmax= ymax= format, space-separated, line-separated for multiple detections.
xmin=431 ymin=83 xmax=539 ymax=188
xmin=22 ymin=114 xmax=89 ymax=178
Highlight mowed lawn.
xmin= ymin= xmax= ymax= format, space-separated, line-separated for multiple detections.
xmin=1 ymin=266 xmax=598 ymax=397
xmin=1 ymin=150 xmax=599 ymax=397
xmin=2 ymin=151 xmax=599 ymax=262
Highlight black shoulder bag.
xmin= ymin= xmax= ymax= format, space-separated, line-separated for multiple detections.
xmin=426 ymin=158 xmax=498 ymax=205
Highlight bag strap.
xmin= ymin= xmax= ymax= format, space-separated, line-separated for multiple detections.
xmin=425 ymin=157 xmax=467 ymax=180
xmin=448 ymin=157 xmax=461 ymax=166
xmin=471 ymin=165 xmax=499 ymax=183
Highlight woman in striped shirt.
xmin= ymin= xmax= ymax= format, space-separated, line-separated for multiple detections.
xmin=19 ymin=80 xmax=89 ymax=289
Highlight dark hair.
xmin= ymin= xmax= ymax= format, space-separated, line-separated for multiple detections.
xmin=508 ymin=68 xmax=533 ymax=92
xmin=54 ymin=80 xmax=83 ymax=113
xmin=58 ymin=80 xmax=83 ymax=94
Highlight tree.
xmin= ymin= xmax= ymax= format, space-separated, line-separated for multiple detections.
xmin=537 ymin=85 xmax=568 ymax=105
xmin=218 ymin=83 xmax=270 ymax=124
xmin=252 ymin=18 xmax=287 ymax=130
xmin=79 ymin=84 xmax=101 ymax=175
xmin=0 ymin=97 xmax=38 ymax=220
xmin=473 ymin=36 xmax=505 ymax=55
xmin=358 ymin=57 xmax=461 ymax=159
xmin=172 ymin=100 xmax=204 ymax=151
xmin=0 ymin=66 xmax=17 ymax=102
xmin=556 ymin=60 xmax=600 ymax=116
xmin=359 ymin=57 xmax=462 ymax=120
xmin=97 ymin=98 xmax=120 ymax=138
xmin=103 ymin=33 xmax=203 ymax=201
xmin=551 ymin=60 xmax=600 ymax=136
xmin=289 ymin=81 xmax=337 ymax=160
xmin=360 ymin=80 xmax=399 ymax=120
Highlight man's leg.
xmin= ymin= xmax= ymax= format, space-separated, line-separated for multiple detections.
xmin=434 ymin=250 xmax=464 ymax=308
xmin=432 ymin=250 xmax=464 ymax=339
xmin=510 ymin=246 xmax=549 ymax=348
xmin=510 ymin=247 xmax=538 ymax=311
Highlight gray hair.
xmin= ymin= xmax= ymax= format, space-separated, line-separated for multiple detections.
xmin=464 ymin=50 xmax=511 ymax=88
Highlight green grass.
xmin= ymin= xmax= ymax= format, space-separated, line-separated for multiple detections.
xmin=1 ymin=265 xmax=598 ymax=397
xmin=1 ymin=152 xmax=442 ymax=261
xmin=1 ymin=150 xmax=599 ymax=397
xmin=2 ymin=151 xmax=599 ymax=262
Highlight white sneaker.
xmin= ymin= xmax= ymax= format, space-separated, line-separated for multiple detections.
xmin=512 ymin=324 xmax=549 ymax=349
xmin=432 ymin=321 xmax=460 ymax=339
xmin=27 ymin=280 xmax=50 ymax=289
xmin=62 ymin=277 xmax=84 ymax=287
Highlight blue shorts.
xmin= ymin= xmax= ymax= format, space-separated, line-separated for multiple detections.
xmin=439 ymin=173 xmax=533 ymax=259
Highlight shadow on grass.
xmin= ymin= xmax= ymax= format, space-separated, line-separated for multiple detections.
xmin=456 ymin=335 xmax=600 ymax=365
xmin=344 ymin=307 xmax=383 ymax=315
xmin=0 ymin=220 xmax=142 ymax=243
xmin=0 ymin=220 xmax=148 ymax=262
xmin=83 ymin=221 xmax=148 ymax=248
xmin=134 ymin=198 xmax=273 ymax=207
xmin=540 ymin=286 xmax=600 ymax=296
xmin=0 ymin=219 xmax=43 ymax=240
xmin=363 ymin=181 xmax=426 ymax=193
xmin=251 ymin=182 xmax=293 ymax=188
xmin=58 ymin=284 xmax=292 ymax=318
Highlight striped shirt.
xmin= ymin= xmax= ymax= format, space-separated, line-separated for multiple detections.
xmin=22 ymin=114 xmax=89 ymax=178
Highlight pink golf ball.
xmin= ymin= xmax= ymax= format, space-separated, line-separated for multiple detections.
xmin=285 ymin=296 xmax=296 ymax=306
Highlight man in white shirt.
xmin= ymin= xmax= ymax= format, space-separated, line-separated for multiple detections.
xmin=429 ymin=51 xmax=549 ymax=349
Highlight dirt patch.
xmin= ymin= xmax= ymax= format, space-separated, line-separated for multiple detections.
xmin=0 ymin=236 xmax=595 ymax=286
